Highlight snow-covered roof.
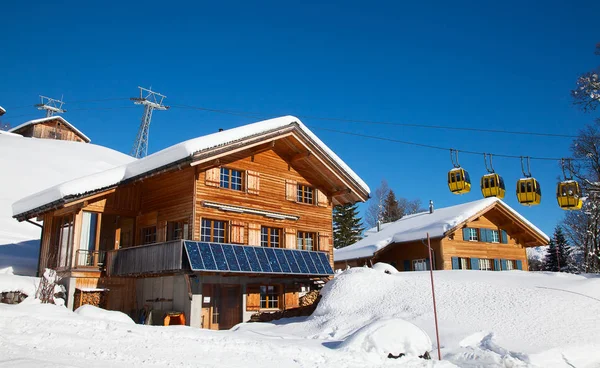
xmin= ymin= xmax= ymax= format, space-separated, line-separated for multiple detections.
xmin=334 ymin=197 xmax=549 ymax=262
xmin=13 ymin=115 xmax=369 ymax=219
xmin=0 ymin=106 xmax=5 ymax=115
xmin=9 ymin=116 xmax=91 ymax=143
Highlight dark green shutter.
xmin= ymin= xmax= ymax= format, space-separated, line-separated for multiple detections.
xmin=516 ymin=260 xmax=523 ymax=270
xmin=451 ymin=257 xmax=459 ymax=269
xmin=494 ymin=259 xmax=501 ymax=271
xmin=501 ymin=259 xmax=507 ymax=270
xmin=463 ymin=228 xmax=471 ymax=241
xmin=471 ymin=258 xmax=480 ymax=270
xmin=501 ymin=230 xmax=508 ymax=244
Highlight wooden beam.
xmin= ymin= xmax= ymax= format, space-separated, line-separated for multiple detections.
xmin=64 ymin=188 xmax=117 ymax=208
xmin=290 ymin=151 xmax=311 ymax=163
xmin=331 ymin=188 xmax=351 ymax=197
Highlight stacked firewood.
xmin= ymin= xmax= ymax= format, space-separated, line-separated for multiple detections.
xmin=299 ymin=290 xmax=320 ymax=307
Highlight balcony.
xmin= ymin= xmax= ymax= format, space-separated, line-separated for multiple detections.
xmin=106 ymin=240 xmax=184 ymax=277
xmin=74 ymin=249 xmax=106 ymax=270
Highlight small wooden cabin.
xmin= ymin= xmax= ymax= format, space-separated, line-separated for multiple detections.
xmin=334 ymin=198 xmax=548 ymax=271
xmin=13 ymin=116 xmax=369 ymax=329
xmin=9 ymin=116 xmax=90 ymax=143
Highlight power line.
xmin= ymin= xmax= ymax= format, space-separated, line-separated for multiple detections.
xmin=5 ymin=97 xmax=130 ymax=110
xmin=169 ymin=104 xmax=578 ymax=138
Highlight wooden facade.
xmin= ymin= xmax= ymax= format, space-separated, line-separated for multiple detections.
xmin=335 ymin=202 xmax=546 ymax=272
xmin=10 ymin=116 xmax=89 ymax=143
xmin=21 ymin=121 xmax=367 ymax=329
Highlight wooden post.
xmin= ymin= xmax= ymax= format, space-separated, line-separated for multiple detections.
xmin=427 ymin=233 xmax=442 ymax=360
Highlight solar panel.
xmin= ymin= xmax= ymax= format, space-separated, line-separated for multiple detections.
xmin=292 ymin=250 xmax=309 ymax=274
xmin=233 ymin=245 xmax=251 ymax=272
xmin=254 ymin=247 xmax=272 ymax=272
xmin=210 ymin=243 xmax=229 ymax=271
xmin=273 ymin=248 xmax=291 ymax=273
xmin=317 ymin=252 xmax=334 ymax=274
xmin=263 ymin=247 xmax=282 ymax=272
xmin=198 ymin=242 xmax=217 ymax=270
xmin=244 ymin=247 xmax=262 ymax=272
xmin=221 ymin=243 xmax=240 ymax=272
xmin=184 ymin=241 xmax=333 ymax=276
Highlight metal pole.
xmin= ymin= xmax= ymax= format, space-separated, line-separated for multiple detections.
xmin=427 ymin=233 xmax=442 ymax=360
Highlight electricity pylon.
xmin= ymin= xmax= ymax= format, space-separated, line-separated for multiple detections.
xmin=35 ymin=96 xmax=66 ymax=117
xmin=130 ymin=86 xmax=169 ymax=158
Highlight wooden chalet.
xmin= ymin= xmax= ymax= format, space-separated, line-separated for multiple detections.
xmin=12 ymin=116 xmax=369 ymax=329
xmin=9 ymin=116 xmax=90 ymax=143
xmin=334 ymin=198 xmax=548 ymax=272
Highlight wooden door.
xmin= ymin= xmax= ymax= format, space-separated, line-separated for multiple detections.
xmin=218 ymin=285 xmax=241 ymax=330
xmin=201 ymin=284 xmax=214 ymax=329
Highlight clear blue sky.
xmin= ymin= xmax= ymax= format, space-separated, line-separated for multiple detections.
xmin=1 ymin=1 xmax=599 ymax=237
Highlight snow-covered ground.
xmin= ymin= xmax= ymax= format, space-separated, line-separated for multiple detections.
xmin=0 ymin=133 xmax=134 ymax=275
xmin=1 ymin=267 xmax=599 ymax=367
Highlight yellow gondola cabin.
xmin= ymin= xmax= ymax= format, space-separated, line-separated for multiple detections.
xmin=516 ymin=178 xmax=541 ymax=206
xmin=556 ymin=180 xmax=583 ymax=210
xmin=448 ymin=168 xmax=471 ymax=194
xmin=481 ymin=173 xmax=505 ymax=199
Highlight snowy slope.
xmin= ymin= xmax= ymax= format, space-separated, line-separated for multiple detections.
xmin=0 ymin=134 xmax=134 ymax=274
xmin=335 ymin=198 xmax=549 ymax=262
xmin=1 ymin=269 xmax=599 ymax=367
xmin=13 ymin=116 xmax=370 ymax=217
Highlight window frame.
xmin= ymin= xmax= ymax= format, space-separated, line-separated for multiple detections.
xmin=467 ymin=228 xmax=479 ymax=241
xmin=259 ymin=285 xmax=280 ymax=309
xmin=219 ymin=167 xmax=244 ymax=191
xmin=479 ymin=258 xmax=493 ymax=271
xmin=296 ymin=231 xmax=316 ymax=251
xmin=261 ymin=226 xmax=282 ymax=248
xmin=459 ymin=257 xmax=470 ymax=270
xmin=141 ymin=226 xmax=157 ymax=245
xmin=412 ymin=259 xmax=427 ymax=271
xmin=167 ymin=219 xmax=190 ymax=241
xmin=200 ymin=218 xmax=228 ymax=243
xmin=505 ymin=260 xmax=515 ymax=270
xmin=296 ymin=184 xmax=315 ymax=205
xmin=52 ymin=214 xmax=75 ymax=269
xmin=490 ymin=230 xmax=500 ymax=243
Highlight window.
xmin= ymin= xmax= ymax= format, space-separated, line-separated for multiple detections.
xmin=413 ymin=259 xmax=427 ymax=271
xmin=459 ymin=257 xmax=469 ymax=270
xmin=141 ymin=226 xmax=157 ymax=245
xmin=297 ymin=184 xmax=314 ymax=204
xmin=466 ymin=228 xmax=478 ymax=241
xmin=48 ymin=130 xmax=62 ymax=139
xmin=52 ymin=214 xmax=74 ymax=268
xmin=201 ymin=219 xmax=227 ymax=243
xmin=297 ymin=231 xmax=316 ymax=251
xmin=261 ymin=226 xmax=281 ymax=247
xmin=260 ymin=285 xmax=280 ymax=309
xmin=167 ymin=220 xmax=189 ymax=241
xmin=490 ymin=230 xmax=500 ymax=243
xmin=78 ymin=212 xmax=99 ymax=266
xmin=505 ymin=260 xmax=515 ymax=270
xmin=220 ymin=168 xmax=243 ymax=191
xmin=479 ymin=258 xmax=493 ymax=271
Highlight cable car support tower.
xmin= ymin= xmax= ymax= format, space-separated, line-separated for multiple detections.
xmin=130 ymin=87 xmax=169 ymax=158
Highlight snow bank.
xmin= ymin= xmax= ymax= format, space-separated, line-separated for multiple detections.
xmin=0 ymin=270 xmax=40 ymax=295
xmin=337 ymin=318 xmax=432 ymax=357
xmin=74 ymin=305 xmax=135 ymax=325
xmin=13 ymin=116 xmax=370 ymax=217
xmin=371 ymin=262 xmax=399 ymax=274
xmin=335 ymin=197 xmax=549 ymax=261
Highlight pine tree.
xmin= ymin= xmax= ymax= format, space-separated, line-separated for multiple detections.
xmin=543 ymin=226 xmax=577 ymax=273
xmin=333 ymin=203 xmax=365 ymax=248
xmin=382 ymin=190 xmax=403 ymax=223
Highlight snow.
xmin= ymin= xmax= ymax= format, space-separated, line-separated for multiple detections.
xmin=9 ymin=115 xmax=91 ymax=143
xmin=0 ymin=133 xmax=134 ymax=274
xmin=74 ymin=305 xmax=135 ymax=325
xmin=13 ymin=115 xmax=370 ymax=218
xmin=0 ymin=267 xmax=39 ymax=295
xmin=1 ymin=268 xmax=599 ymax=367
xmin=335 ymin=197 xmax=549 ymax=262
xmin=371 ymin=262 xmax=399 ymax=274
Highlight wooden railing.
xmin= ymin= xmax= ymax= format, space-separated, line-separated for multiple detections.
xmin=105 ymin=240 xmax=184 ymax=277
xmin=74 ymin=249 xmax=106 ymax=270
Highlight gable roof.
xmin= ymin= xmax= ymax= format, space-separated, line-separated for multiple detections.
xmin=334 ymin=197 xmax=549 ymax=262
xmin=9 ymin=116 xmax=91 ymax=143
xmin=13 ymin=115 xmax=370 ymax=220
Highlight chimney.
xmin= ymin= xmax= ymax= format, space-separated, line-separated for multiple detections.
xmin=376 ymin=220 xmax=381 ymax=232
xmin=429 ymin=200 xmax=434 ymax=214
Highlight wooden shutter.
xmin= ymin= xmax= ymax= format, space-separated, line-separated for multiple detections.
xmin=403 ymin=260 xmax=411 ymax=271
xmin=285 ymin=228 xmax=297 ymax=249
xmin=462 ymin=228 xmax=471 ymax=241
xmin=480 ymin=229 xmax=489 ymax=243
xmin=284 ymin=286 xmax=299 ymax=309
xmin=316 ymin=189 xmax=328 ymax=207
xmin=451 ymin=257 xmax=459 ymax=270
xmin=205 ymin=167 xmax=220 ymax=187
xmin=425 ymin=258 xmax=430 ymax=271
xmin=248 ymin=223 xmax=261 ymax=246
xmin=501 ymin=230 xmax=508 ymax=244
xmin=516 ymin=260 xmax=523 ymax=270
xmin=246 ymin=284 xmax=261 ymax=311
xmin=318 ymin=232 xmax=331 ymax=252
xmin=285 ymin=179 xmax=297 ymax=201
xmin=230 ymin=221 xmax=246 ymax=244
xmin=494 ymin=259 xmax=501 ymax=271
xmin=500 ymin=259 xmax=507 ymax=271
xmin=246 ymin=170 xmax=260 ymax=195
xmin=470 ymin=257 xmax=480 ymax=270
